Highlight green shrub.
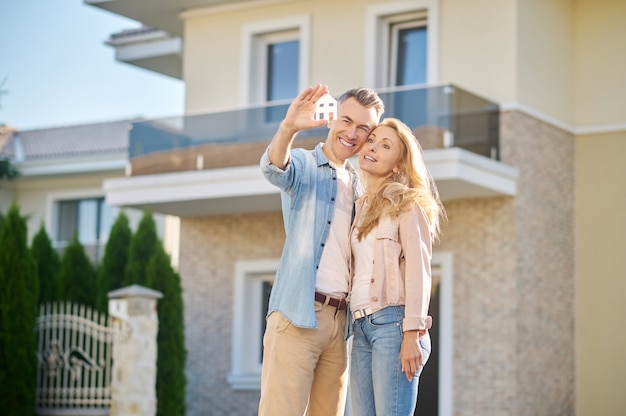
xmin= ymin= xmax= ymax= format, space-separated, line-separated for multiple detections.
xmin=96 ymin=212 xmax=132 ymax=312
xmin=31 ymin=223 xmax=61 ymax=304
xmin=147 ymin=242 xmax=187 ymax=416
xmin=57 ymin=235 xmax=96 ymax=307
xmin=124 ymin=211 xmax=157 ymax=287
xmin=0 ymin=204 xmax=38 ymax=415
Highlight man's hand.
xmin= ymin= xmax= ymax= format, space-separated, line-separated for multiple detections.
xmin=268 ymin=84 xmax=330 ymax=169
xmin=281 ymin=84 xmax=331 ymax=133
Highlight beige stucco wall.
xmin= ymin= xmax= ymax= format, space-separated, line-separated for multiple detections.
xmin=184 ymin=0 xmax=374 ymax=113
xmin=574 ymin=0 xmax=626 ymax=126
xmin=574 ymin=1 xmax=626 ymax=412
xmin=576 ymin=131 xmax=626 ymax=416
xmin=441 ymin=0 xmax=575 ymax=120
xmin=0 ymin=180 xmax=17 ymax=215
xmin=439 ymin=0 xmax=517 ymax=104
xmin=184 ymin=9 xmax=241 ymax=112
xmin=185 ymin=0 xmax=625 ymax=129
xmin=517 ymin=0 xmax=575 ymax=124
xmin=183 ymin=0 xmax=529 ymax=112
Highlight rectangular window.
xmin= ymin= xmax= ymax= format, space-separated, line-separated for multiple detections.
xmin=391 ymin=22 xmax=427 ymax=85
xmin=251 ymin=29 xmax=300 ymax=105
xmin=387 ymin=12 xmax=428 ymax=87
xmin=266 ymin=39 xmax=299 ymax=101
xmin=241 ymin=15 xmax=310 ymax=110
xmin=366 ymin=3 xmax=437 ymax=89
xmin=262 ymin=33 xmax=300 ymax=121
xmin=56 ymin=197 xmax=113 ymax=264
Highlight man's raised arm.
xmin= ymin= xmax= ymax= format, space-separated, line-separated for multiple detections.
xmin=267 ymin=84 xmax=329 ymax=169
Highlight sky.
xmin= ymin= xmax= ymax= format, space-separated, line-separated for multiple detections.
xmin=0 ymin=1 xmax=185 ymax=131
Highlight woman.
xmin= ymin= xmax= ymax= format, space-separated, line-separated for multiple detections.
xmin=348 ymin=118 xmax=445 ymax=415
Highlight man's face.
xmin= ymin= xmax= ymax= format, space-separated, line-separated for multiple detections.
xmin=324 ymin=97 xmax=379 ymax=165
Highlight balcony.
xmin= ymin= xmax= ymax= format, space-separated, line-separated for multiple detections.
xmin=106 ymin=26 xmax=182 ymax=80
xmin=104 ymin=84 xmax=518 ymax=217
xmin=84 ymin=0 xmax=230 ymax=37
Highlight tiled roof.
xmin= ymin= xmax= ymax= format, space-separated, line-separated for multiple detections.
xmin=0 ymin=125 xmax=15 ymax=154
xmin=109 ymin=26 xmax=160 ymax=41
xmin=0 ymin=119 xmax=139 ymax=161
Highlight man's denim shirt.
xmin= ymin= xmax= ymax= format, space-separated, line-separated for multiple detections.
xmin=260 ymin=143 xmax=362 ymax=328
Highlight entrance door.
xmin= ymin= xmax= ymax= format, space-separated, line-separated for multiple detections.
xmin=414 ymin=270 xmax=440 ymax=415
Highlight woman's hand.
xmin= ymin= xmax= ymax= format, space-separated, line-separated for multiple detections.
xmin=400 ymin=330 xmax=423 ymax=382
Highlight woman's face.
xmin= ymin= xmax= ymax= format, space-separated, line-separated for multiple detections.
xmin=358 ymin=125 xmax=404 ymax=179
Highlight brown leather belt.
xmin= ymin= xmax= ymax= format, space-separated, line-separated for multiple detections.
xmin=314 ymin=292 xmax=348 ymax=310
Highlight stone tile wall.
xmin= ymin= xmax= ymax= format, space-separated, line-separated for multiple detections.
xmin=437 ymin=196 xmax=518 ymax=415
xmin=502 ymin=110 xmax=576 ymax=416
xmin=179 ymin=213 xmax=283 ymax=416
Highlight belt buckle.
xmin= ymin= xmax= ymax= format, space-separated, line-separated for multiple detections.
xmin=353 ymin=307 xmax=372 ymax=320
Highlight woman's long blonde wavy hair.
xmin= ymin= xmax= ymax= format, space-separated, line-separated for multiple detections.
xmin=357 ymin=118 xmax=446 ymax=243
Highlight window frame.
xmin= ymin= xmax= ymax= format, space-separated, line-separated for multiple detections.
xmin=240 ymin=15 xmax=311 ymax=106
xmin=388 ymin=12 xmax=428 ymax=86
xmin=365 ymin=0 xmax=439 ymax=89
xmin=432 ymin=251 xmax=454 ymax=416
xmin=255 ymin=29 xmax=300 ymax=102
xmin=56 ymin=197 xmax=112 ymax=246
xmin=228 ymin=259 xmax=279 ymax=390
xmin=46 ymin=189 xmax=118 ymax=265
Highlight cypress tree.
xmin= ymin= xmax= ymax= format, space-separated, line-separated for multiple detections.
xmin=124 ymin=210 xmax=157 ymax=287
xmin=96 ymin=212 xmax=132 ymax=312
xmin=57 ymin=234 xmax=96 ymax=307
xmin=0 ymin=204 xmax=38 ymax=415
xmin=0 ymin=158 xmax=20 ymax=180
xmin=31 ymin=223 xmax=61 ymax=304
xmin=147 ymin=243 xmax=187 ymax=416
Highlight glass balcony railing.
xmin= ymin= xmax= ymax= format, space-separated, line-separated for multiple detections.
xmin=127 ymin=84 xmax=499 ymax=176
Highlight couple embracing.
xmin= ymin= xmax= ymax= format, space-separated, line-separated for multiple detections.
xmin=259 ymin=84 xmax=445 ymax=416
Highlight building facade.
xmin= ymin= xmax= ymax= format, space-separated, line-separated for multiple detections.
xmin=88 ymin=0 xmax=626 ymax=415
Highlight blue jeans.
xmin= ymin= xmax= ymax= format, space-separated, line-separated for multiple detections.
xmin=350 ymin=305 xmax=431 ymax=416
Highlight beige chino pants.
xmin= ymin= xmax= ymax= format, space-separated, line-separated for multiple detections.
xmin=258 ymin=302 xmax=348 ymax=416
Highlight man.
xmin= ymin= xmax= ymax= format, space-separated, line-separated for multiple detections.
xmin=259 ymin=84 xmax=384 ymax=415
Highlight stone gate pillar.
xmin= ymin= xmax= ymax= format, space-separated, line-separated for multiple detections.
xmin=108 ymin=284 xmax=163 ymax=416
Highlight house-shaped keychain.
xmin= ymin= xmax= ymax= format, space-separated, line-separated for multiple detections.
xmin=314 ymin=94 xmax=337 ymax=122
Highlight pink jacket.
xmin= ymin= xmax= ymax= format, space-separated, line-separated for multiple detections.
xmin=349 ymin=197 xmax=433 ymax=332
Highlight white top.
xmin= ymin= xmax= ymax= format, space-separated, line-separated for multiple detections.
xmin=349 ymin=206 xmax=376 ymax=311
xmin=315 ymin=160 xmax=353 ymax=297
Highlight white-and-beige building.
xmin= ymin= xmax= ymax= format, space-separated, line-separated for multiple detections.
xmin=0 ymin=120 xmax=174 ymax=264
xmin=2 ymin=0 xmax=623 ymax=415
